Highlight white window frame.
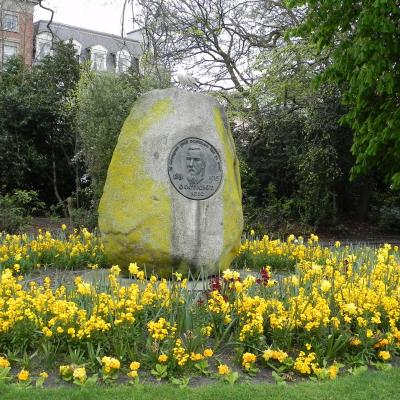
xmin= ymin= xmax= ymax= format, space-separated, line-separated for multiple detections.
xmin=116 ymin=49 xmax=132 ymax=73
xmin=90 ymin=45 xmax=107 ymax=71
xmin=3 ymin=12 xmax=19 ymax=32
xmin=71 ymin=39 xmax=82 ymax=56
xmin=2 ymin=40 xmax=19 ymax=63
xmin=65 ymin=39 xmax=82 ymax=61
xmin=35 ymin=32 xmax=52 ymax=61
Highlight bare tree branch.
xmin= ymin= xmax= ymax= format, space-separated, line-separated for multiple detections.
xmin=134 ymin=0 xmax=304 ymax=92
xmin=38 ymin=0 xmax=55 ymax=47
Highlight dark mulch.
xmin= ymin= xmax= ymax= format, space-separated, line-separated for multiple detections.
xmin=25 ymin=217 xmax=71 ymax=235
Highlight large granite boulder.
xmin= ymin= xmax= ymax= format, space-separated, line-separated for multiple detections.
xmin=98 ymin=88 xmax=243 ymax=276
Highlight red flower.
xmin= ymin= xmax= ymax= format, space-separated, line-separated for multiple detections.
xmin=210 ymin=276 xmax=222 ymax=292
xmin=257 ymin=267 xmax=270 ymax=286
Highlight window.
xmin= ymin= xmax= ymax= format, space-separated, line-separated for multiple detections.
xmin=91 ymin=45 xmax=107 ymax=71
xmin=72 ymin=40 xmax=82 ymax=61
xmin=3 ymin=42 xmax=18 ymax=62
xmin=65 ymin=39 xmax=82 ymax=62
xmin=92 ymin=52 xmax=106 ymax=70
xmin=116 ymin=49 xmax=131 ymax=73
xmin=37 ymin=41 xmax=51 ymax=59
xmin=3 ymin=14 xmax=18 ymax=32
xmin=35 ymin=32 xmax=52 ymax=61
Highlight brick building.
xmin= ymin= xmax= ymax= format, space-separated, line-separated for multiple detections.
xmin=0 ymin=0 xmax=37 ymax=66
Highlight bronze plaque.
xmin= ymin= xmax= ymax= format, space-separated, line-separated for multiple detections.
xmin=168 ymin=137 xmax=223 ymax=200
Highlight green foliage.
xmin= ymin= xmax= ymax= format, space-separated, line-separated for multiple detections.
xmin=377 ymin=206 xmax=400 ymax=232
xmin=228 ymin=41 xmax=350 ymax=228
xmin=75 ymin=70 xmax=141 ymax=207
xmin=69 ymin=208 xmax=98 ymax=231
xmin=0 ymin=58 xmax=36 ymax=191
xmin=151 ymin=364 xmax=168 ymax=380
xmin=242 ymin=183 xmax=302 ymax=235
xmin=0 ymin=367 xmax=11 ymax=383
xmin=223 ymin=27 xmax=400 ymax=230
xmin=296 ymin=134 xmax=339 ymax=226
xmin=0 ymin=190 xmax=44 ymax=233
xmin=272 ymin=371 xmax=287 ymax=385
xmin=0 ymin=43 xmax=80 ymax=205
xmin=224 ymin=371 xmax=239 ymax=385
xmin=170 ymin=376 xmax=190 ymax=388
xmin=239 ymin=159 xmax=260 ymax=207
xmin=234 ymin=249 xmax=296 ymax=273
xmin=318 ymin=333 xmax=349 ymax=363
xmin=290 ymin=0 xmax=400 ymax=187
xmin=138 ymin=51 xmax=172 ymax=91
xmin=347 ymin=365 xmax=368 ymax=377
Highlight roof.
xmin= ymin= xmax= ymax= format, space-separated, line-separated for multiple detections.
xmin=126 ymin=28 xmax=142 ymax=35
xmin=34 ymin=20 xmax=141 ymax=56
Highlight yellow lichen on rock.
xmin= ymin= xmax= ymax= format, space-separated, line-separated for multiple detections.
xmin=213 ymin=107 xmax=243 ymax=270
xmin=98 ymin=98 xmax=174 ymax=270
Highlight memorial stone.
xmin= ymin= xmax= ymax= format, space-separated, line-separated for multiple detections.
xmin=98 ymin=88 xmax=243 ymax=276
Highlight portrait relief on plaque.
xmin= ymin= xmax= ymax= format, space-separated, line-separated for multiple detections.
xmin=168 ymin=137 xmax=223 ymax=200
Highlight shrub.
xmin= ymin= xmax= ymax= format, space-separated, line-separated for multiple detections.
xmin=378 ymin=206 xmax=400 ymax=232
xmin=69 ymin=208 xmax=98 ymax=231
xmin=0 ymin=190 xmax=44 ymax=233
xmin=75 ymin=70 xmax=141 ymax=209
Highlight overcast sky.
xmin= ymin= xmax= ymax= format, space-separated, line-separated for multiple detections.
xmin=34 ymin=0 xmax=136 ymax=36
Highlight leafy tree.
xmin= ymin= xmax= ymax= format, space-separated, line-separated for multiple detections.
xmin=0 ymin=42 xmax=80 ymax=209
xmin=75 ymin=70 xmax=141 ymax=206
xmin=226 ymin=40 xmax=356 ymax=228
xmin=0 ymin=58 xmax=36 ymax=191
xmin=290 ymin=0 xmax=400 ymax=187
xmin=30 ymin=41 xmax=81 ymax=207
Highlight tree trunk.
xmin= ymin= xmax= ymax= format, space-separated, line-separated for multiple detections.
xmin=357 ymin=175 xmax=373 ymax=222
xmin=51 ymin=146 xmax=68 ymax=217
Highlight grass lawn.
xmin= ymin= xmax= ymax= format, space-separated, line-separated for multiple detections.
xmin=1 ymin=368 xmax=399 ymax=400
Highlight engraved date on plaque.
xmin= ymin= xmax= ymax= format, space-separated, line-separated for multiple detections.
xmin=168 ymin=137 xmax=223 ymax=200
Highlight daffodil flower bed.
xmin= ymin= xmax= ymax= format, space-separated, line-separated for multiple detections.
xmin=0 ymin=229 xmax=399 ymax=386
xmin=0 ymin=228 xmax=107 ymax=273
xmin=236 ymin=233 xmax=333 ymax=271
